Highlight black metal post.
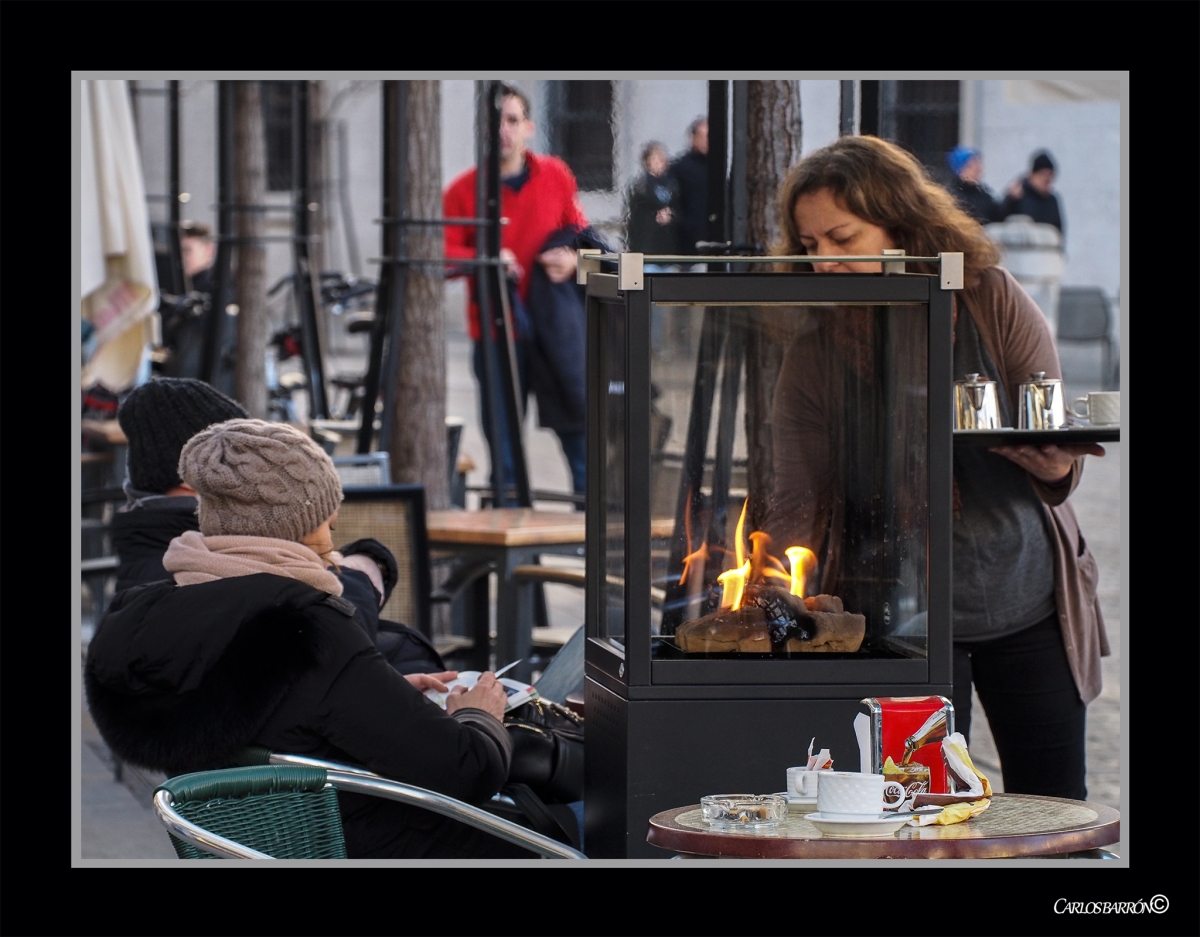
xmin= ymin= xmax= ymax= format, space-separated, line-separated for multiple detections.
xmin=860 ymin=81 xmax=880 ymax=137
xmin=706 ymin=80 xmax=729 ymax=253
xmin=165 ymin=80 xmax=185 ymax=296
xmin=840 ymin=80 xmax=857 ymax=136
xmin=661 ymin=307 xmax=727 ymax=633
xmin=481 ymin=80 xmax=532 ymax=507
xmin=202 ymin=82 xmax=235 ymax=384
xmin=372 ymin=81 xmax=410 ymax=456
xmin=360 ymin=83 xmax=403 ymax=453
xmin=474 ymin=84 xmax=506 ymax=508
xmin=706 ymin=315 xmax=744 ymax=556
xmin=292 ymin=80 xmax=329 ymax=419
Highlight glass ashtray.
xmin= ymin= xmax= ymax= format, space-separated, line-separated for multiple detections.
xmin=700 ymin=794 xmax=788 ymax=829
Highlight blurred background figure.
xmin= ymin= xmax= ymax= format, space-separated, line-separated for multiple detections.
xmin=670 ymin=117 xmax=708 ymax=257
xmin=625 ymin=141 xmax=680 ymax=355
xmin=179 ymin=221 xmax=216 ymax=293
xmin=946 ymin=146 xmax=1005 ymax=225
xmin=624 ymin=141 xmax=681 ymax=263
xmin=1003 ymin=150 xmax=1064 ymax=239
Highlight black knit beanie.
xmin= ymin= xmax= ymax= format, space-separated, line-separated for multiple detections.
xmin=117 ymin=378 xmax=249 ymax=493
xmin=1031 ymin=151 xmax=1055 ymax=174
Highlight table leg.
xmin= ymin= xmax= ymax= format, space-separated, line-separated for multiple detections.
xmin=496 ymin=551 xmax=535 ymax=684
xmin=464 ymin=570 xmax=491 ymax=673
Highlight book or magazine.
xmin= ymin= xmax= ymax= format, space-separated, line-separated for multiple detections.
xmin=424 ymin=671 xmax=538 ymax=713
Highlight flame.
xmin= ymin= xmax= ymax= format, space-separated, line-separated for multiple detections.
xmin=718 ymin=561 xmax=751 ymax=610
xmin=733 ymin=500 xmax=748 ymax=568
xmin=785 ymin=546 xmax=817 ymax=598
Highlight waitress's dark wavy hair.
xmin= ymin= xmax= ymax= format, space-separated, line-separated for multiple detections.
xmin=775 ymin=135 xmax=1000 ymax=288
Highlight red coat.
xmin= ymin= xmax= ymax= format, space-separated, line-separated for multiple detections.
xmin=444 ymin=151 xmax=588 ymax=340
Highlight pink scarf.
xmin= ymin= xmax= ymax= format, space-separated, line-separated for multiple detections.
xmin=163 ymin=530 xmax=344 ymax=596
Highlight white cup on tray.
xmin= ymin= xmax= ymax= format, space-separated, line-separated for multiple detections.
xmin=1072 ymin=391 xmax=1120 ymax=426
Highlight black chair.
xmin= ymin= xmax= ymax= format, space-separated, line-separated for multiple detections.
xmin=1057 ymin=287 xmax=1118 ymax=390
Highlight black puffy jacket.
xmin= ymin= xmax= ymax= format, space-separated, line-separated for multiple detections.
xmin=84 ymin=572 xmax=511 ymax=857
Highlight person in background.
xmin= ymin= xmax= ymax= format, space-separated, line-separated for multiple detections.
xmin=1001 ymin=150 xmax=1065 ymax=239
xmin=443 ymin=83 xmax=589 ymax=502
xmin=624 ymin=141 xmax=681 ymax=260
xmin=179 ymin=221 xmax=216 ymax=293
xmin=670 ymin=117 xmax=709 ymax=256
xmin=946 ymin=146 xmax=1006 ymax=225
xmin=85 ymin=418 xmax=526 ymax=858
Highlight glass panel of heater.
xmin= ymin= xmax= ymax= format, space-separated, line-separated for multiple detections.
xmin=649 ymin=303 xmax=929 ymax=661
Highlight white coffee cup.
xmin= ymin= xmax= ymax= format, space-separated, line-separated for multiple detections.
xmin=816 ymin=771 xmax=907 ymax=819
xmin=1071 ymin=391 xmax=1120 ymax=425
xmin=786 ymin=767 xmax=824 ymax=799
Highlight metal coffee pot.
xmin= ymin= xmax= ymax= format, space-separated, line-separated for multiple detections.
xmin=954 ymin=373 xmax=1001 ymax=430
xmin=1018 ymin=371 xmax=1067 ymax=430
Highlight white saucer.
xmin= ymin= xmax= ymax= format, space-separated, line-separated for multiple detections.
xmin=775 ymin=791 xmax=817 ymax=806
xmin=803 ymin=812 xmax=912 ymax=837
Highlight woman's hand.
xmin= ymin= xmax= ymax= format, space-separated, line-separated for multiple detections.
xmin=445 ymin=671 xmax=508 ymax=720
xmin=989 ymin=443 xmax=1105 ymax=483
xmin=404 ymin=671 xmax=459 ymax=693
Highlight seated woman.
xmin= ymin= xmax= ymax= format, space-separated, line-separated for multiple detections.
xmin=85 ymin=418 xmax=531 ymax=858
xmin=112 ymin=377 xmax=445 ymax=675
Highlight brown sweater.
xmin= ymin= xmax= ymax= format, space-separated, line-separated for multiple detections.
xmin=770 ymin=266 xmax=1108 ymax=704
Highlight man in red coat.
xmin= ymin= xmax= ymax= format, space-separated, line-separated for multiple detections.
xmin=444 ymin=84 xmax=589 ymax=500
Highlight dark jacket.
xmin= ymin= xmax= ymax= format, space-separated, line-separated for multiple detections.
xmin=524 ymin=226 xmax=612 ymax=434
xmin=951 ymin=178 xmax=1006 ymax=225
xmin=624 ymin=172 xmax=681 ymax=256
xmin=1001 ymin=180 xmax=1064 ymax=238
xmin=110 ymin=497 xmax=198 ymax=592
xmin=84 ymin=573 xmax=512 ymax=857
xmin=670 ymin=148 xmax=708 ymax=254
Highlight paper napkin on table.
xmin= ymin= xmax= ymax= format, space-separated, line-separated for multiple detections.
xmin=907 ymin=732 xmax=993 ymax=827
xmin=805 ymin=737 xmax=833 ymax=771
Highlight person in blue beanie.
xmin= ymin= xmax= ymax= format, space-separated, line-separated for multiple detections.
xmin=946 ymin=146 xmax=1006 ymax=225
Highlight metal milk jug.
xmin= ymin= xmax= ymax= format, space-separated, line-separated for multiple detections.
xmin=1018 ymin=371 xmax=1067 ymax=429
xmin=954 ymin=373 xmax=1001 ymax=430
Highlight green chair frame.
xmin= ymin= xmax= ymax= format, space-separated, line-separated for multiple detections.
xmin=154 ymin=756 xmax=586 ymax=860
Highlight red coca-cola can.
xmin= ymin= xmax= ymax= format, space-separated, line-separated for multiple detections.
xmin=859 ymin=696 xmax=955 ymax=795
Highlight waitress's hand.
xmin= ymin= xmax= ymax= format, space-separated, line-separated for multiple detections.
xmin=988 ymin=443 xmax=1105 ymax=483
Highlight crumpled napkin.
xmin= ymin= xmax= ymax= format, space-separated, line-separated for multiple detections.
xmin=804 ymin=737 xmax=833 ymax=771
xmin=907 ymin=732 xmax=993 ymax=826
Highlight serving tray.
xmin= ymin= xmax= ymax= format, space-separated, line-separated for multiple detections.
xmin=953 ymin=426 xmax=1120 ymax=447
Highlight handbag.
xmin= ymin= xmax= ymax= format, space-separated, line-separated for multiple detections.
xmin=503 ymin=696 xmax=584 ymax=805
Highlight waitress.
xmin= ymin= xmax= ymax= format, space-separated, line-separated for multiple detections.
xmin=769 ymin=135 xmax=1106 ymax=800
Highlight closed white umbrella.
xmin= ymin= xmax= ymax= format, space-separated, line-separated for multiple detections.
xmin=80 ymin=79 xmax=159 ymax=392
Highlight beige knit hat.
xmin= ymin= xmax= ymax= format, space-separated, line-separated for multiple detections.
xmin=178 ymin=419 xmax=343 ymax=542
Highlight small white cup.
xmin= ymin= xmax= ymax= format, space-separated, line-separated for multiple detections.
xmin=1071 ymin=391 xmax=1120 ymax=425
xmin=816 ymin=771 xmax=907 ymax=819
xmin=786 ymin=767 xmax=823 ymax=799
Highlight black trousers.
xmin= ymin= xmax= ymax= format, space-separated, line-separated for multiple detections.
xmin=952 ymin=612 xmax=1088 ymax=801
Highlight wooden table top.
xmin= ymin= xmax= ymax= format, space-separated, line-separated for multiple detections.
xmin=426 ymin=508 xmax=587 ymax=547
xmin=647 ymin=793 xmax=1120 ymax=859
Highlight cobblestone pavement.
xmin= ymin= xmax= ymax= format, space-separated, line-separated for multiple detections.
xmin=77 ymin=311 xmax=1123 ymax=860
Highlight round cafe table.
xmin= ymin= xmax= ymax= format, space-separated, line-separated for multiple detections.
xmin=647 ymin=793 xmax=1119 ymax=859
